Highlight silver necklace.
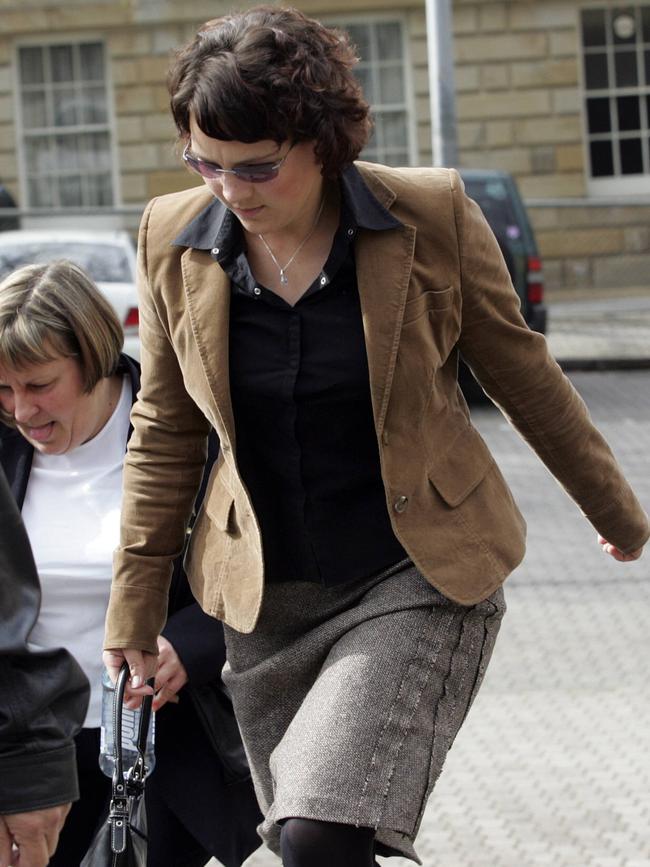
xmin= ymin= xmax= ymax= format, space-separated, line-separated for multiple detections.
xmin=258 ymin=198 xmax=325 ymax=285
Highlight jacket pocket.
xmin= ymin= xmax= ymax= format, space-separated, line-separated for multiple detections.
xmin=402 ymin=286 xmax=454 ymax=325
xmin=205 ymin=489 xmax=236 ymax=533
xmin=427 ymin=424 xmax=495 ymax=507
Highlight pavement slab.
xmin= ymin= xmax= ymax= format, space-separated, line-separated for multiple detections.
xmin=546 ymin=295 xmax=650 ymax=368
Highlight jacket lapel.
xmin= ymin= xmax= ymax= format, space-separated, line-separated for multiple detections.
xmin=354 ymin=172 xmax=416 ymax=436
xmin=180 ymin=247 xmax=237 ymax=449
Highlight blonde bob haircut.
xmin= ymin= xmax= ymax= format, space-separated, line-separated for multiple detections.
xmin=0 ymin=259 xmax=123 ymax=392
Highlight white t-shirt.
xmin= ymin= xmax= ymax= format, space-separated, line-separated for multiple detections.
xmin=23 ymin=376 xmax=131 ymax=727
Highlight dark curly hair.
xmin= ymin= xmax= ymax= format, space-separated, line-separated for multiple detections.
xmin=168 ymin=6 xmax=371 ymax=177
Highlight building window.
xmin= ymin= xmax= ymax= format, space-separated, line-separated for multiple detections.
xmin=581 ymin=5 xmax=650 ymax=193
xmin=17 ymin=42 xmax=115 ymax=208
xmin=333 ymin=19 xmax=415 ymax=166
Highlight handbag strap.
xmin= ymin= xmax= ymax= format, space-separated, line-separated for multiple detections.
xmin=111 ymin=661 xmax=154 ymax=790
xmin=109 ymin=662 xmax=153 ymax=854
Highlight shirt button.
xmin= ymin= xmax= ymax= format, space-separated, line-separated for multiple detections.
xmin=382 ymin=430 xmax=389 ymax=445
xmin=253 ymin=286 xmax=262 ymax=296
xmin=320 ymin=276 xmax=327 ymax=286
xmin=211 ymin=247 xmax=220 ymax=256
xmin=394 ymin=495 xmax=408 ymax=513
xmin=347 ymin=228 xmax=355 ymax=237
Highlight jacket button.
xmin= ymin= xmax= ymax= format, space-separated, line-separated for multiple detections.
xmin=394 ymin=495 xmax=408 ymax=513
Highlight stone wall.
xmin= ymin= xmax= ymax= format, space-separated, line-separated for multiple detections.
xmin=453 ymin=0 xmax=650 ymax=293
xmin=453 ymin=0 xmax=585 ymax=199
xmin=529 ymin=200 xmax=650 ymax=292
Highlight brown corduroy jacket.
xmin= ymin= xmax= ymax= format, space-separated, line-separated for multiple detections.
xmin=105 ymin=163 xmax=649 ymax=650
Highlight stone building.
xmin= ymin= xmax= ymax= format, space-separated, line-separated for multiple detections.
xmin=1 ymin=0 xmax=649 ymax=293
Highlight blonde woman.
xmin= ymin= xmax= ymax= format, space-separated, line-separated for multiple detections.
xmin=0 ymin=260 xmax=261 ymax=867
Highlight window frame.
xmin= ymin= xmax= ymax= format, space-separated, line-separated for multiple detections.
xmin=580 ymin=3 xmax=650 ymax=195
xmin=13 ymin=34 xmax=120 ymax=213
xmin=325 ymin=13 xmax=418 ymax=167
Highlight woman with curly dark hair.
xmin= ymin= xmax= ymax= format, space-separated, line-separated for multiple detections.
xmin=103 ymin=6 xmax=647 ymax=866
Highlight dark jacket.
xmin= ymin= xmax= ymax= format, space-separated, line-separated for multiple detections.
xmin=0 ymin=354 xmax=261 ymax=866
xmin=0 ymin=467 xmax=89 ymax=814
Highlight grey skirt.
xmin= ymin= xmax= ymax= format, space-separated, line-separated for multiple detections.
xmin=222 ymin=561 xmax=505 ymax=863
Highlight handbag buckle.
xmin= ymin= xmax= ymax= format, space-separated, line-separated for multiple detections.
xmin=108 ymin=796 xmax=129 ymax=854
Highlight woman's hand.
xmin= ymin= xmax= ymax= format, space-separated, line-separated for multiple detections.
xmin=0 ymin=804 xmax=70 ymax=867
xmin=152 ymin=635 xmax=189 ymax=711
xmin=598 ymin=535 xmax=644 ymax=562
xmin=102 ymin=648 xmax=156 ymax=709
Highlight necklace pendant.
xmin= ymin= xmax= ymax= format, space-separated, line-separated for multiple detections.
xmin=279 ymin=271 xmax=288 ymax=285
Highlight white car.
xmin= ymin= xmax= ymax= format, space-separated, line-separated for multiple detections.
xmin=0 ymin=229 xmax=140 ymax=359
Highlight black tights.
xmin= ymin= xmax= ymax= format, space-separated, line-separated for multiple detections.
xmin=280 ymin=818 xmax=377 ymax=867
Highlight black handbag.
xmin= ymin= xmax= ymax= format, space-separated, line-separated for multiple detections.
xmin=81 ymin=663 xmax=153 ymax=867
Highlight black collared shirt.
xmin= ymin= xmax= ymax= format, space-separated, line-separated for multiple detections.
xmin=174 ymin=166 xmax=408 ymax=585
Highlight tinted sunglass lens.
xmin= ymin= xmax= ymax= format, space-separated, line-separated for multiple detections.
xmin=184 ymin=151 xmax=282 ymax=182
xmin=235 ymin=167 xmax=278 ymax=183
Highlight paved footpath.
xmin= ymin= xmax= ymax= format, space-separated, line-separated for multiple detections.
xmin=208 ymin=369 xmax=649 ymax=867
xmin=546 ymin=293 xmax=650 ymax=368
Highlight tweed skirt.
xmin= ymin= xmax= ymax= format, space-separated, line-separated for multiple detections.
xmin=222 ymin=560 xmax=506 ymax=863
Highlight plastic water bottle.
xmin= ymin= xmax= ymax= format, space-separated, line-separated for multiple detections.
xmin=99 ymin=668 xmax=155 ymax=778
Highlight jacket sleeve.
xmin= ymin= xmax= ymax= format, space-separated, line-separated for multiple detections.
xmin=452 ymin=171 xmax=649 ymax=553
xmin=0 ymin=469 xmax=89 ymax=814
xmin=105 ymin=198 xmax=211 ymax=654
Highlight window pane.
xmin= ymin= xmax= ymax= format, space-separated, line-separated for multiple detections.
xmin=644 ymin=50 xmax=650 ymax=86
xmin=643 ymin=7 xmax=650 ymax=42
xmin=612 ymin=9 xmax=637 ymax=45
xmin=22 ymin=90 xmax=48 ymax=128
xmin=25 ymin=136 xmax=55 ymax=173
xmin=376 ymin=22 xmax=402 ymax=61
xmin=617 ymin=95 xmax=640 ymax=131
xmin=620 ymin=137 xmax=643 ymax=173
xmin=28 ymin=176 xmax=56 ymax=207
xmin=86 ymin=172 xmax=114 ymax=207
xmin=615 ymin=50 xmax=638 ymax=87
xmin=80 ymin=86 xmax=108 ymax=124
xmin=382 ymin=111 xmax=408 ymax=148
xmin=354 ymin=67 xmax=374 ymax=103
xmin=378 ymin=66 xmax=404 ymax=104
xmin=53 ymin=88 xmax=78 ymax=126
xmin=587 ymin=97 xmax=612 ymax=134
xmin=582 ymin=9 xmax=607 ymax=47
xmin=383 ymin=150 xmax=408 ymax=167
xmin=345 ymin=25 xmax=371 ymax=61
xmin=58 ymin=174 xmax=83 ymax=207
xmin=79 ymin=132 xmax=112 ymax=170
xmin=590 ymin=140 xmax=614 ymax=176
xmin=19 ymin=47 xmax=44 ymax=85
xmin=80 ymin=43 xmax=104 ymax=81
xmin=584 ymin=53 xmax=609 ymax=89
xmin=50 ymin=45 xmax=75 ymax=83
xmin=56 ymin=134 xmax=80 ymax=170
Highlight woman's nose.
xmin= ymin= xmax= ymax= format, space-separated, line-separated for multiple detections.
xmin=12 ymin=391 xmax=37 ymax=423
xmin=210 ymin=172 xmax=252 ymax=205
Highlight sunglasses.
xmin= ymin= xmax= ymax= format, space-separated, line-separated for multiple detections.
xmin=182 ymin=142 xmax=295 ymax=183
